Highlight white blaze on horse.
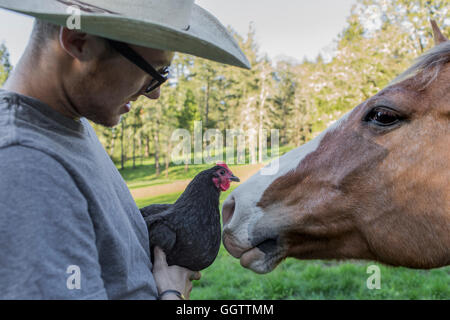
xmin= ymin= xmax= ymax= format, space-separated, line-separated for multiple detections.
xmin=222 ymin=21 xmax=450 ymax=274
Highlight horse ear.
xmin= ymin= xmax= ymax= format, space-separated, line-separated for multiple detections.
xmin=430 ymin=20 xmax=448 ymax=46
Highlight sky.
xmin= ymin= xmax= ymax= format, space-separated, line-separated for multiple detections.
xmin=0 ymin=0 xmax=357 ymax=66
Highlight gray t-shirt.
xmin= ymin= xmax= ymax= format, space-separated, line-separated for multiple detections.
xmin=0 ymin=89 xmax=158 ymax=299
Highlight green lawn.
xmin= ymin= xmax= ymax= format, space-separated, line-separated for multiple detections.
xmin=190 ymin=248 xmax=450 ymax=300
xmin=136 ymin=189 xmax=450 ymax=300
xmin=118 ymin=144 xmax=294 ymax=189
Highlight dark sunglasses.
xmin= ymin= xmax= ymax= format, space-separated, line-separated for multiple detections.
xmin=107 ymin=39 xmax=170 ymax=94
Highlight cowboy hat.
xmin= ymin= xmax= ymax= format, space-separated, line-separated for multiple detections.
xmin=0 ymin=0 xmax=251 ymax=69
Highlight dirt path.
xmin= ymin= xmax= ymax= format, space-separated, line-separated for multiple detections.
xmin=130 ymin=163 xmax=265 ymax=199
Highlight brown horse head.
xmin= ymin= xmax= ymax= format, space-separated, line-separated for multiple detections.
xmin=222 ymin=21 xmax=450 ymax=274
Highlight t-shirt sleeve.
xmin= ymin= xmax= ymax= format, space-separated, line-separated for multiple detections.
xmin=0 ymin=145 xmax=108 ymax=299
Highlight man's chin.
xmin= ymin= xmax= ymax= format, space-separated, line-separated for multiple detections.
xmin=88 ymin=114 xmax=122 ymax=128
xmin=104 ymin=116 xmax=122 ymax=128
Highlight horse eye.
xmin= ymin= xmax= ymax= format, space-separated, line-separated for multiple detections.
xmin=364 ymin=107 xmax=402 ymax=126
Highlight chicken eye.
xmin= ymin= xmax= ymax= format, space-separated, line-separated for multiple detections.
xmin=220 ymin=170 xmax=226 ymax=175
xmin=364 ymin=107 xmax=403 ymax=127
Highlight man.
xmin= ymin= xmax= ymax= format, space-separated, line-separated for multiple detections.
xmin=0 ymin=0 xmax=249 ymax=299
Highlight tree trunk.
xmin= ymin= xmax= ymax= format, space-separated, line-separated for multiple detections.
xmin=154 ymin=128 xmax=160 ymax=176
xmin=145 ymin=134 xmax=150 ymax=158
xmin=165 ymin=139 xmax=173 ymax=179
xmin=132 ymin=120 xmax=136 ymax=169
xmin=139 ymin=133 xmax=143 ymax=166
xmin=165 ymin=155 xmax=169 ymax=179
xmin=204 ymin=77 xmax=210 ymax=128
xmin=109 ymin=128 xmax=116 ymax=158
xmin=120 ymin=119 xmax=125 ymax=170
xmin=258 ymin=71 xmax=268 ymax=163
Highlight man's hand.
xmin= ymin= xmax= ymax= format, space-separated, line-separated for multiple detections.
xmin=152 ymin=246 xmax=201 ymax=300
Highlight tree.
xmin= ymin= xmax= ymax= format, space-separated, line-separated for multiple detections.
xmin=269 ymin=61 xmax=297 ymax=145
xmin=131 ymin=105 xmax=143 ymax=169
xmin=177 ymin=89 xmax=199 ymax=131
xmin=90 ymin=0 xmax=449 ymax=178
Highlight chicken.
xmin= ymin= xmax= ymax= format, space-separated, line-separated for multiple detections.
xmin=140 ymin=163 xmax=240 ymax=271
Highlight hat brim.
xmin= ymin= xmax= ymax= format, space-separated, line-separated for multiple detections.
xmin=0 ymin=1 xmax=251 ymax=69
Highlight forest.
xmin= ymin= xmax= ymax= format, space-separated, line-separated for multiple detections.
xmin=1 ymin=0 xmax=448 ymax=177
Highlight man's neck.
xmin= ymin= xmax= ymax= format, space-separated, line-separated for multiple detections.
xmin=3 ymin=52 xmax=82 ymax=121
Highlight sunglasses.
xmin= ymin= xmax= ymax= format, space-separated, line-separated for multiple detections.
xmin=107 ymin=39 xmax=170 ymax=94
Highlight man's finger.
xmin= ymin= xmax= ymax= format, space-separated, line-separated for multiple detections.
xmin=153 ymin=246 xmax=168 ymax=269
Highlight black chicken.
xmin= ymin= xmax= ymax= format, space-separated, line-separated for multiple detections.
xmin=140 ymin=163 xmax=240 ymax=271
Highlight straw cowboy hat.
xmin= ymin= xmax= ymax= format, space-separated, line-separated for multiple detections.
xmin=0 ymin=0 xmax=250 ymax=69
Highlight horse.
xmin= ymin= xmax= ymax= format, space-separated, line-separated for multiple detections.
xmin=222 ymin=21 xmax=450 ymax=274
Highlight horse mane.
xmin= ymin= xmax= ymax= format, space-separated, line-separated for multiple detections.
xmin=391 ymin=41 xmax=450 ymax=90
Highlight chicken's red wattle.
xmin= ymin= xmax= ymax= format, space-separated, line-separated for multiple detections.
xmin=220 ymin=179 xmax=231 ymax=191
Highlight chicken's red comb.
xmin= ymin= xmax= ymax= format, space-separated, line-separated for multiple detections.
xmin=216 ymin=162 xmax=230 ymax=171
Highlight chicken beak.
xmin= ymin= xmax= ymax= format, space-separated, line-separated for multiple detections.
xmin=229 ymin=175 xmax=240 ymax=182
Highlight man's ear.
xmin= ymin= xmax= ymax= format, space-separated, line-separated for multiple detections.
xmin=59 ymin=28 xmax=90 ymax=60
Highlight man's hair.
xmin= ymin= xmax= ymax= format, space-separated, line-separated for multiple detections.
xmin=31 ymin=19 xmax=61 ymax=45
xmin=30 ymin=19 xmax=116 ymax=60
xmin=27 ymin=19 xmax=61 ymax=59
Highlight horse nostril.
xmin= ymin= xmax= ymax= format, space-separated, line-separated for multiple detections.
xmin=222 ymin=196 xmax=236 ymax=226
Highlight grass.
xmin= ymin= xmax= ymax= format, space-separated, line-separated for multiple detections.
xmin=118 ymin=144 xmax=294 ymax=189
xmin=136 ymin=189 xmax=450 ymax=300
xmin=122 ymin=161 xmax=216 ymax=190
xmin=188 ymin=249 xmax=450 ymax=300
